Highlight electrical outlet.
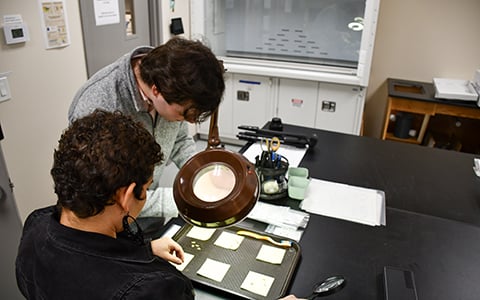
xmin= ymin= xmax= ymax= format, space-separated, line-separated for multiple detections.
xmin=237 ymin=90 xmax=249 ymax=101
xmin=321 ymin=100 xmax=336 ymax=112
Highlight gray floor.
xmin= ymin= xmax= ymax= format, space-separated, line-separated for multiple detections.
xmin=158 ymin=138 xmax=242 ymax=188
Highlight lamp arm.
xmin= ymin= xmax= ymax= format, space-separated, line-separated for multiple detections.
xmin=207 ymin=108 xmax=222 ymax=149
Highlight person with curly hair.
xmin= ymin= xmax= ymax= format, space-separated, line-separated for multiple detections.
xmin=16 ymin=110 xmax=194 ymax=299
xmin=68 ymin=37 xmax=225 ymax=220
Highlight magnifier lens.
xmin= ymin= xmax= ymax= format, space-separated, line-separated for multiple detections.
xmin=193 ymin=163 xmax=236 ymax=202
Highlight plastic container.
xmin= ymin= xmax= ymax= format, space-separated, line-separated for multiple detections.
xmin=288 ymin=176 xmax=310 ymax=200
xmin=288 ymin=167 xmax=309 ymax=178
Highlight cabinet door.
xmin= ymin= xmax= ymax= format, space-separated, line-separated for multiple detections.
xmin=277 ymin=79 xmax=319 ymax=128
xmin=315 ymin=83 xmax=364 ymax=135
xmin=197 ymin=74 xmax=273 ymax=141
xmin=231 ymin=74 xmax=273 ymax=134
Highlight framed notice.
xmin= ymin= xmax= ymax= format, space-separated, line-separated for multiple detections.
xmin=38 ymin=0 xmax=71 ymax=49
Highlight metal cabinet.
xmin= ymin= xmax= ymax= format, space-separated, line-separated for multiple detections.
xmin=197 ymin=74 xmax=365 ymax=142
xmin=315 ymin=82 xmax=365 ymax=134
xmin=278 ymin=79 xmax=365 ymax=134
xmin=277 ymin=79 xmax=319 ymax=128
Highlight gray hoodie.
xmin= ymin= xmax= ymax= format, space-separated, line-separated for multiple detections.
xmin=69 ymin=46 xmax=196 ymax=218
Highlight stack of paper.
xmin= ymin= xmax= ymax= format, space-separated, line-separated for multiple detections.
xmin=300 ymin=178 xmax=386 ymax=226
xmin=433 ymin=78 xmax=479 ymax=101
xmin=247 ymin=201 xmax=310 ymax=241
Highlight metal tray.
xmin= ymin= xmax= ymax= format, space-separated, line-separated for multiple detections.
xmin=172 ymin=224 xmax=301 ymax=299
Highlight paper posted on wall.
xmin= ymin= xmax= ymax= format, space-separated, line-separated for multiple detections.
xmin=38 ymin=0 xmax=71 ymax=49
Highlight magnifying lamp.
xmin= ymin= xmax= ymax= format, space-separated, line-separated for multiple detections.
xmin=173 ymin=109 xmax=260 ymax=228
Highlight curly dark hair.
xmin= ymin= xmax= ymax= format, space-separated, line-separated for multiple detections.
xmin=139 ymin=37 xmax=225 ymax=123
xmin=51 ymin=110 xmax=163 ymax=218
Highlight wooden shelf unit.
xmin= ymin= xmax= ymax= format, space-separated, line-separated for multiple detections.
xmin=382 ymin=79 xmax=480 ymax=153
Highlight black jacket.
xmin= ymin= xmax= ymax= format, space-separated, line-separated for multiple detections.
xmin=16 ymin=206 xmax=194 ymax=299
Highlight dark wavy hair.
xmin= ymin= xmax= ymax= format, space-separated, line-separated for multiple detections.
xmin=139 ymin=37 xmax=225 ymax=123
xmin=51 ymin=110 xmax=163 ymax=218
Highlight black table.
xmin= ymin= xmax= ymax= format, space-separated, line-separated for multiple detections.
xmin=168 ymin=123 xmax=480 ymax=299
xmin=264 ymin=123 xmax=480 ymax=299
xmin=281 ymin=123 xmax=480 ymax=226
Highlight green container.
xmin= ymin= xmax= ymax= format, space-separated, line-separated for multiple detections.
xmin=288 ymin=176 xmax=310 ymax=200
xmin=288 ymin=167 xmax=309 ymax=178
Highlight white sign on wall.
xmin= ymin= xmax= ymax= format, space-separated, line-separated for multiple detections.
xmin=93 ymin=0 xmax=120 ymax=26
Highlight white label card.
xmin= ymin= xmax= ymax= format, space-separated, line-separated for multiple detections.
xmin=186 ymin=226 xmax=216 ymax=241
xmin=197 ymin=258 xmax=231 ymax=282
xmin=171 ymin=252 xmax=194 ymax=272
xmin=241 ymin=271 xmax=275 ymax=297
xmin=256 ymin=244 xmax=286 ymax=265
xmin=214 ymin=231 xmax=244 ymax=250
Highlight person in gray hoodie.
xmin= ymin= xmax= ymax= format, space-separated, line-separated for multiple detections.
xmin=69 ymin=37 xmax=225 ymax=220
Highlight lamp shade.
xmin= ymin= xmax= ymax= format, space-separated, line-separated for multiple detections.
xmin=173 ymin=109 xmax=259 ymax=228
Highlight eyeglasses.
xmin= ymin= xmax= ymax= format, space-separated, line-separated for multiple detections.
xmin=139 ymin=82 xmax=211 ymax=123
xmin=182 ymin=106 xmax=210 ymax=123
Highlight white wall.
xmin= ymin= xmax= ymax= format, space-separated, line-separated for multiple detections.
xmin=0 ymin=1 xmax=87 ymax=222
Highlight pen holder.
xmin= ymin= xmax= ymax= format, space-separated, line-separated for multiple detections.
xmin=255 ymin=151 xmax=289 ymax=200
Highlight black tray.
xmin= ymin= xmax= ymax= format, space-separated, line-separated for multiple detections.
xmin=172 ymin=224 xmax=301 ymax=300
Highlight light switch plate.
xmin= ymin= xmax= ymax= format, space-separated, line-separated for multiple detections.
xmin=0 ymin=77 xmax=11 ymax=103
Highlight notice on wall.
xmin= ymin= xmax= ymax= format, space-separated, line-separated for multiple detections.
xmin=93 ymin=0 xmax=120 ymax=26
xmin=38 ymin=0 xmax=70 ymax=49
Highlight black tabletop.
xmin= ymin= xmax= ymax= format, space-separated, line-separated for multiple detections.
xmin=165 ymin=122 xmax=480 ymax=300
xmin=278 ymin=123 xmax=480 ymax=226
xmin=290 ymin=208 xmax=480 ymax=299
xmin=263 ymin=123 xmax=480 ymax=299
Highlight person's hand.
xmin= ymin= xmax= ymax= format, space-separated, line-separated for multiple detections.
xmin=151 ymin=236 xmax=185 ymax=265
xmin=278 ymin=295 xmax=305 ymax=300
